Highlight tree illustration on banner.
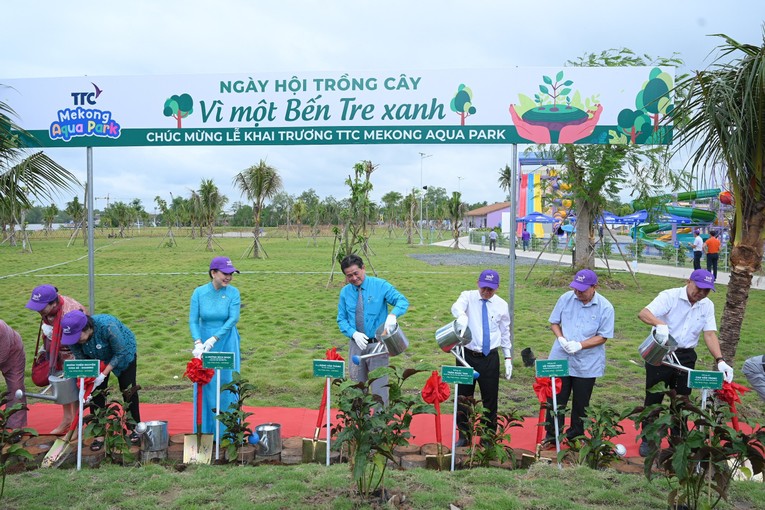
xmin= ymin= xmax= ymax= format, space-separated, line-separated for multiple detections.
xmin=613 ymin=67 xmax=674 ymax=144
xmin=163 ymin=93 xmax=194 ymax=128
xmin=450 ymin=84 xmax=476 ymax=126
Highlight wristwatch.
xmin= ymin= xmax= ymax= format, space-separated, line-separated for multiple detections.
xmin=715 ymin=357 xmax=725 ymax=363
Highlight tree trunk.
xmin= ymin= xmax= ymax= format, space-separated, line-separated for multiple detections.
xmin=718 ymin=207 xmax=765 ymax=363
xmin=574 ymin=200 xmax=595 ymax=270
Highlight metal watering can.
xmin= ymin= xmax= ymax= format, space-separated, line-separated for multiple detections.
xmin=434 ymin=320 xmax=479 ymax=380
xmin=22 ymin=374 xmax=79 ymax=405
xmin=638 ymin=329 xmax=690 ymax=372
xmin=351 ymin=323 xmax=409 ymax=365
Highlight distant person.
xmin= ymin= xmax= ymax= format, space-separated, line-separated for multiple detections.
xmin=189 ymin=256 xmax=242 ymax=434
xmin=61 ymin=310 xmax=141 ymax=451
xmin=0 ymin=319 xmax=27 ymax=429
xmin=337 ymin=254 xmax=408 ymax=407
xmin=522 ymin=229 xmax=531 ymax=251
xmin=742 ymin=355 xmax=765 ymax=402
xmin=25 ymin=284 xmax=84 ymax=435
xmin=691 ymin=229 xmax=704 ymax=270
xmin=488 ymin=230 xmax=497 ymax=251
xmin=637 ymin=269 xmax=733 ymax=457
xmin=542 ymin=269 xmax=614 ymax=447
xmin=451 ymin=269 xmax=512 ymax=446
xmin=704 ymin=230 xmax=721 ymax=280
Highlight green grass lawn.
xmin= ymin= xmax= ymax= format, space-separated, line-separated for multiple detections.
xmin=3 ymin=229 xmax=762 ymax=420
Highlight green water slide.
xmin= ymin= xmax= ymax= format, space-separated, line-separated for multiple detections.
xmin=630 ymin=189 xmax=720 ymax=249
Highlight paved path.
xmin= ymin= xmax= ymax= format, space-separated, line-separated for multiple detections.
xmin=431 ymin=237 xmax=765 ymax=290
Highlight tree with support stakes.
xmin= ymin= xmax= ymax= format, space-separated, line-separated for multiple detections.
xmin=197 ymin=178 xmax=228 ymax=252
xmin=672 ymin=30 xmax=765 ymax=364
xmin=154 ymin=195 xmax=177 ymax=248
xmin=445 ymin=191 xmax=466 ymax=250
xmin=233 ymin=159 xmax=283 ymax=259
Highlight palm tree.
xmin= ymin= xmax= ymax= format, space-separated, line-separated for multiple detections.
xmin=42 ymin=203 xmax=58 ymax=236
xmin=292 ymin=199 xmax=306 ymax=238
xmin=497 ymin=164 xmax=512 ymax=198
xmin=1 ymin=98 xmax=80 ymax=244
xmin=445 ymin=191 xmax=466 ymax=249
xmin=233 ymin=160 xmax=283 ymax=258
xmin=198 ymin=179 xmax=228 ymax=251
xmin=672 ymin=30 xmax=765 ymax=363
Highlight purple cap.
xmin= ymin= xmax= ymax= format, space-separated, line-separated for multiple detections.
xmin=25 ymin=284 xmax=59 ymax=312
xmin=690 ymin=269 xmax=715 ymax=291
xmin=478 ymin=269 xmax=500 ymax=289
xmin=570 ymin=269 xmax=598 ymax=291
xmin=60 ymin=310 xmax=89 ymax=345
xmin=210 ymin=256 xmax=239 ymax=274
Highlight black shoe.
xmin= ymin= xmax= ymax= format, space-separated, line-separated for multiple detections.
xmin=455 ymin=436 xmax=468 ymax=447
xmin=639 ymin=440 xmax=655 ymax=457
xmin=540 ymin=436 xmax=556 ymax=450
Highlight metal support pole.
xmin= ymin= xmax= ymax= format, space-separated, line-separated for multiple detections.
xmin=86 ymin=147 xmax=95 ymax=314
xmin=507 ymin=145 xmax=518 ymax=359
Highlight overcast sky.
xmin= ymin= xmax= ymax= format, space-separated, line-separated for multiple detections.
xmin=2 ymin=1 xmax=762 ymax=213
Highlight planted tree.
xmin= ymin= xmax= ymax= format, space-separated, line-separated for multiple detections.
xmin=198 ymin=179 xmax=228 ymax=251
xmin=671 ymin=30 xmax=765 ymax=362
xmin=445 ymin=191 xmax=466 ymax=249
xmin=233 ymin=160 xmax=283 ymax=258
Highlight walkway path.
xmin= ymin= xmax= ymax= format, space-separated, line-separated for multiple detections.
xmin=431 ymin=236 xmax=765 ymax=290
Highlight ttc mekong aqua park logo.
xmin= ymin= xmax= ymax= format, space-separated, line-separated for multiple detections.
xmin=49 ymin=83 xmax=121 ymax=142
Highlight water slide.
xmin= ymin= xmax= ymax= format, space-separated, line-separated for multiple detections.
xmin=630 ymin=189 xmax=720 ymax=249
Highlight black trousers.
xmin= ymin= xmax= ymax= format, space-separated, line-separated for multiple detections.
xmin=644 ymin=348 xmax=697 ymax=407
xmin=693 ymin=251 xmax=703 ymax=269
xmin=90 ymin=356 xmax=141 ymax=428
xmin=544 ymin=375 xmax=596 ymax=440
xmin=489 ymin=239 xmax=496 ymax=250
xmin=706 ymin=253 xmax=719 ymax=280
xmin=457 ymin=349 xmax=499 ymax=437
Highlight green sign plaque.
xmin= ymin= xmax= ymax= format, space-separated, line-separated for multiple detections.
xmin=313 ymin=360 xmax=345 ymax=378
xmin=64 ymin=359 xmax=100 ymax=378
xmin=202 ymin=352 xmax=236 ymax=370
xmin=441 ymin=366 xmax=475 ymax=385
xmin=687 ymin=370 xmax=723 ymax=390
xmin=535 ymin=359 xmax=569 ymax=378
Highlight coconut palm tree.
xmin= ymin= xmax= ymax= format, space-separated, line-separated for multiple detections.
xmin=292 ymin=199 xmax=306 ymax=238
xmin=198 ymin=179 xmax=228 ymax=251
xmin=42 ymin=203 xmax=58 ymax=236
xmin=1 ymin=98 xmax=80 ymax=244
xmin=233 ymin=160 xmax=283 ymax=258
xmin=672 ymin=30 xmax=765 ymax=363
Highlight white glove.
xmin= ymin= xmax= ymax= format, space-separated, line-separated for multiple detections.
xmin=563 ymin=341 xmax=582 ymax=354
xmin=203 ymin=336 xmax=217 ymax=352
xmin=557 ymin=336 xmax=569 ymax=350
xmin=41 ymin=324 xmax=54 ymax=339
xmin=717 ymin=360 xmax=734 ymax=383
xmin=455 ymin=314 xmax=469 ymax=336
xmin=384 ymin=314 xmax=397 ymax=333
xmin=192 ymin=341 xmax=204 ymax=359
xmin=93 ymin=372 xmax=106 ymax=388
xmin=504 ymin=359 xmax=513 ymax=380
xmin=352 ymin=331 xmax=369 ymax=350
xmin=654 ymin=324 xmax=669 ymax=344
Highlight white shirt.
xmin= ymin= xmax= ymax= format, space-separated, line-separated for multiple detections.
xmin=451 ymin=290 xmax=511 ymax=353
xmin=693 ymin=235 xmax=703 ymax=252
xmin=645 ymin=286 xmax=716 ymax=349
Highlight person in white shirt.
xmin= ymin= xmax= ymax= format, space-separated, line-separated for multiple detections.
xmin=451 ymin=269 xmax=512 ymax=446
xmin=636 ymin=268 xmax=733 ymax=456
xmin=691 ymin=229 xmax=704 ymax=270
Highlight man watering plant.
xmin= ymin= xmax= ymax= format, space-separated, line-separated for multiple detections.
xmin=60 ymin=310 xmax=142 ymax=451
xmin=637 ymin=269 xmax=733 ymax=457
xmin=450 ymin=269 xmax=512 ymax=447
xmin=337 ymin=254 xmax=408 ymax=407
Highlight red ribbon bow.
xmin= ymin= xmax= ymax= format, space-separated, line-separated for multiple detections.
xmin=325 ymin=346 xmax=345 ymax=361
xmin=533 ymin=376 xmax=563 ymax=444
xmin=183 ymin=357 xmax=214 ymax=385
xmin=421 ymin=371 xmax=450 ymax=448
xmin=715 ymin=380 xmax=750 ymax=431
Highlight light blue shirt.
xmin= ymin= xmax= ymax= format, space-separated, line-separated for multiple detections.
xmin=337 ymin=275 xmax=408 ymax=338
xmin=548 ymin=290 xmax=614 ymax=377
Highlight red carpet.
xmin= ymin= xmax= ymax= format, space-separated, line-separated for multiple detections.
xmin=26 ymin=402 xmax=646 ymax=456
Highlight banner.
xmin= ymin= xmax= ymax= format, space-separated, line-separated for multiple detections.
xmin=1 ymin=67 xmax=674 ymax=147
